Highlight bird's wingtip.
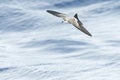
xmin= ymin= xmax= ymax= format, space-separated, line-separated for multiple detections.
xmin=46 ymin=10 xmax=50 ymax=12
xmin=89 ymin=34 xmax=92 ymax=37
xmin=86 ymin=32 xmax=92 ymax=37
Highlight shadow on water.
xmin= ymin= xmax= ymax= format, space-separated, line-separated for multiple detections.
xmin=105 ymin=40 xmax=120 ymax=47
xmin=0 ymin=6 xmax=44 ymax=32
xmin=21 ymin=39 xmax=90 ymax=53
xmin=0 ymin=67 xmax=14 ymax=72
xmin=66 ymin=51 xmax=119 ymax=60
xmin=54 ymin=0 xmax=109 ymax=8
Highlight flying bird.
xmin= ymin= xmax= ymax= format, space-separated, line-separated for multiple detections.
xmin=46 ymin=10 xmax=92 ymax=37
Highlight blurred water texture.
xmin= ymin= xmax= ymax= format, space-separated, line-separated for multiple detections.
xmin=0 ymin=0 xmax=120 ymax=80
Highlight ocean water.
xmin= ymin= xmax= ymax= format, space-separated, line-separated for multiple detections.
xmin=0 ymin=0 xmax=120 ymax=80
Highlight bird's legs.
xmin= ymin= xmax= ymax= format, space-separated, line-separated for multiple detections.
xmin=61 ymin=20 xmax=68 ymax=24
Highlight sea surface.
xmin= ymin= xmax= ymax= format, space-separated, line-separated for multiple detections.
xmin=0 ymin=0 xmax=120 ymax=80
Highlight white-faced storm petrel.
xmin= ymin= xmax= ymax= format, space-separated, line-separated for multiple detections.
xmin=47 ymin=10 xmax=92 ymax=37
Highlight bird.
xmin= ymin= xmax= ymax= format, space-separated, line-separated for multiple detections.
xmin=46 ymin=10 xmax=92 ymax=37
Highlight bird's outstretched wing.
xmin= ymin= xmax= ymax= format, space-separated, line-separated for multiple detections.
xmin=74 ymin=14 xmax=92 ymax=37
xmin=47 ymin=10 xmax=67 ymax=18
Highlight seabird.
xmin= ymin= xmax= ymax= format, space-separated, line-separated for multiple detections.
xmin=46 ymin=10 xmax=92 ymax=37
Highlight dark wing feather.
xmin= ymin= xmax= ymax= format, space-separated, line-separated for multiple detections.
xmin=74 ymin=14 xmax=92 ymax=37
xmin=47 ymin=10 xmax=66 ymax=18
xmin=78 ymin=25 xmax=92 ymax=37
